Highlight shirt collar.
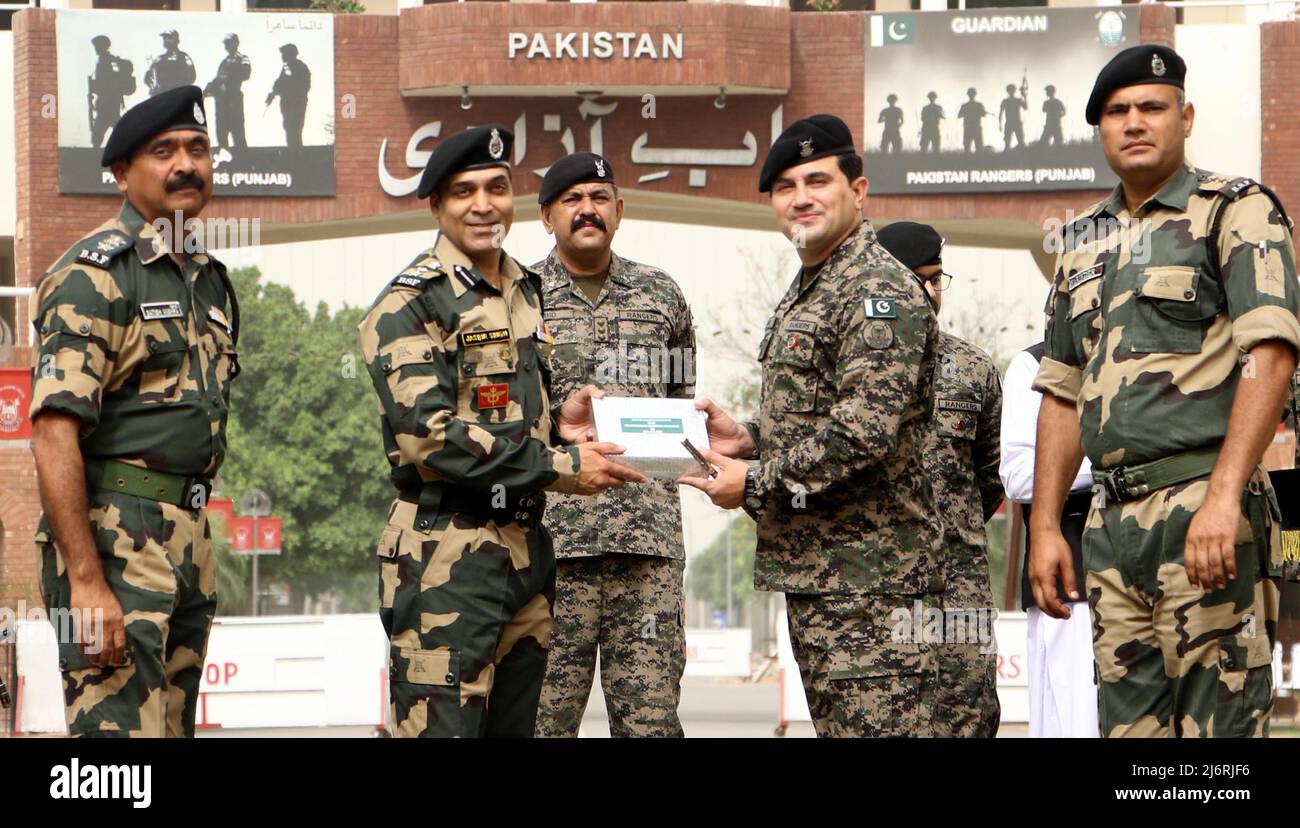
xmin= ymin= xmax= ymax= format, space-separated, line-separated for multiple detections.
xmin=1098 ymin=164 xmax=1198 ymax=218
xmin=120 ymin=200 xmax=212 ymax=267
xmin=434 ymin=232 xmax=524 ymax=297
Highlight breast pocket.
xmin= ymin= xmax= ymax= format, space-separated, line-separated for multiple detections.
xmin=138 ymin=320 xmax=189 ymax=405
xmin=1067 ymin=274 xmax=1104 ymax=360
xmin=1132 ymin=265 xmax=1212 ymax=354
xmin=769 ymin=320 xmax=821 ymax=413
xmin=934 ymin=400 xmax=979 ymax=440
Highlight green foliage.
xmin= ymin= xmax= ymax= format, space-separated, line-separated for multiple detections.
xmin=685 ymin=514 xmax=758 ymax=621
xmin=213 ymin=535 xmax=250 ymax=617
xmin=310 ymin=0 xmax=367 ymax=13
xmin=218 ymin=267 xmax=390 ymax=608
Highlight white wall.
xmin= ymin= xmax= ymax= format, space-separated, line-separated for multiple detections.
xmin=1177 ymin=24 xmax=1262 ymax=181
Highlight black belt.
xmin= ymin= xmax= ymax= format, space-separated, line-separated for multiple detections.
xmin=398 ymin=484 xmax=546 ymax=529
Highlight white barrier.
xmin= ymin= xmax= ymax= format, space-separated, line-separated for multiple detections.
xmin=776 ymin=610 xmax=1032 ymax=728
xmin=683 ymin=629 xmax=751 ymax=678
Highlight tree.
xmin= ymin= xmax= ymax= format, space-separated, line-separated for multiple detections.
xmin=218 ymin=267 xmax=391 ymax=612
xmin=685 ymin=513 xmax=759 ymax=622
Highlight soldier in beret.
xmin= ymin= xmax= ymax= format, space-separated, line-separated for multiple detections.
xmin=878 ymin=221 xmax=1004 ymax=738
xmin=680 ymin=115 xmax=944 ymax=737
xmin=356 ymin=127 xmax=644 ymax=738
xmin=30 ymin=86 xmax=238 ymax=737
xmin=530 ymin=153 xmax=696 ymax=738
xmin=1031 ymin=44 xmax=1300 ymax=737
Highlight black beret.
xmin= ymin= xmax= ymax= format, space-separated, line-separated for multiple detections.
xmin=758 ymin=114 xmax=856 ymax=193
xmin=538 ymin=152 xmax=616 ymax=205
xmin=877 ymin=221 xmax=944 ymax=272
xmin=417 ymin=124 xmax=513 ymax=200
xmin=101 ymin=85 xmax=207 ymax=167
xmin=1086 ymin=45 xmax=1186 ymax=126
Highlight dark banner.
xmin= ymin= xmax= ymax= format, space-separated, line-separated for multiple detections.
xmin=864 ymin=7 xmax=1139 ymax=194
xmin=56 ymin=9 xmax=334 ymax=196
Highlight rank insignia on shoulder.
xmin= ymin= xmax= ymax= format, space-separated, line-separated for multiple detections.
xmin=1067 ymin=263 xmax=1104 ymax=291
xmin=140 ymin=301 xmax=184 ymax=321
xmin=452 ymin=265 xmax=477 ymax=290
xmin=863 ymin=297 xmax=897 ymax=319
xmin=477 ymin=383 xmax=509 ymax=409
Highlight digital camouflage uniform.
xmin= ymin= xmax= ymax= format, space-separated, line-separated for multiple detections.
xmin=31 ymin=200 xmax=239 ymax=737
xmin=745 ymin=221 xmax=943 ymax=738
xmin=358 ymin=233 xmax=582 ymax=738
xmin=925 ymin=331 xmax=1004 ymax=738
xmin=1034 ymin=166 xmax=1300 ymax=737
xmin=532 ymin=249 xmax=695 ymax=738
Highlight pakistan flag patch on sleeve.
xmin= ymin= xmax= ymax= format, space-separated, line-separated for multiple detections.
xmin=863 ymin=297 xmax=897 ymax=319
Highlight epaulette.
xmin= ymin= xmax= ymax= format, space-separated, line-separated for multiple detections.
xmin=71 ymin=230 xmax=133 ymax=270
xmin=390 ymin=256 xmax=444 ymax=291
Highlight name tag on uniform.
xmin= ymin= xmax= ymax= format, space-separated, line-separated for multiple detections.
xmin=621 ymin=310 xmax=663 ymax=324
xmin=477 ymin=383 xmax=510 ymax=409
xmin=460 ymin=328 xmax=511 ymax=348
xmin=140 ymin=301 xmax=184 ymax=321
xmin=1068 ymin=263 xmax=1104 ymax=291
xmin=863 ymin=298 xmax=897 ymax=319
xmin=937 ymin=398 xmax=981 ymax=413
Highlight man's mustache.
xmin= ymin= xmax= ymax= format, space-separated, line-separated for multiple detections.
xmin=165 ymin=173 xmax=206 ymax=193
xmin=571 ymin=214 xmax=606 ymax=233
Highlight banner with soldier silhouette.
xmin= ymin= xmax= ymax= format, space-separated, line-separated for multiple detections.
xmin=864 ymin=7 xmax=1137 ymax=194
xmin=56 ymin=9 xmax=334 ymax=196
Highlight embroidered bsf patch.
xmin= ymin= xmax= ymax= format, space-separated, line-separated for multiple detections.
xmin=477 ymin=383 xmax=509 ymax=409
xmin=140 ymin=301 xmax=184 ymax=321
xmin=460 ymin=328 xmax=511 ymax=348
xmin=77 ymin=249 xmax=112 ymax=268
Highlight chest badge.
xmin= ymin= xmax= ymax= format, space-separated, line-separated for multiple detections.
xmin=477 ymin=383 xmax=509 ymax=410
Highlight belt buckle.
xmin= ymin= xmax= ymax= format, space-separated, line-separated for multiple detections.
xmin=1105 ymin=466 xmax=1128 ymax=502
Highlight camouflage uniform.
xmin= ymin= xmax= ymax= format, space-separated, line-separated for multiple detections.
xmin=745 ymin=221 xmax=944 ymax=738
xmin=358 ymin=234 xmax=581 ymax=738
xmin=30 ymin=200 xmax=239 ymax=737
xmin=1035 ymin=166 xmax=1300 ymax=737
xmin=925 ymin=332 xmax=1004 ymax=738
xmin=531 ymin=249 xmax=695 ymax=738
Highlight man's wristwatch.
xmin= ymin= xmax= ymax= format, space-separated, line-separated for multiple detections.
xmin=743 ymin=468 xmax=763 ymax=513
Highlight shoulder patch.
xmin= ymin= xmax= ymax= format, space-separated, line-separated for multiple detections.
xmin=391 ymin=259 xmax=443 ymax=290
xmin=73 ymin=232 xmax=132 ymax=269
xmin=863 ymin=297 xmax=897 ymax=319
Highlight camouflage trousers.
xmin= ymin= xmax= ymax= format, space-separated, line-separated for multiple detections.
xmin=1084 ymin=468 xmax=1282 ymax=738
xmin=378 ymin=498 xmax=555 ymax=738
xmin=536 ymin=555 xmax=686 ymax=738
xmin=933 ymin=544 xmax=1001 ymax=738
xmin=38 ymin=492 xmax=218 ymax=738
xmin=785 ymin=591 xmax=939 ymax=737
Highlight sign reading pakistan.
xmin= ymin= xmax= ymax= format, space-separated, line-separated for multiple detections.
xmin=56 ymin=9 xmax=335 ymax=196
xmin=864 ymin=7 xmax=1137 ymax=194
